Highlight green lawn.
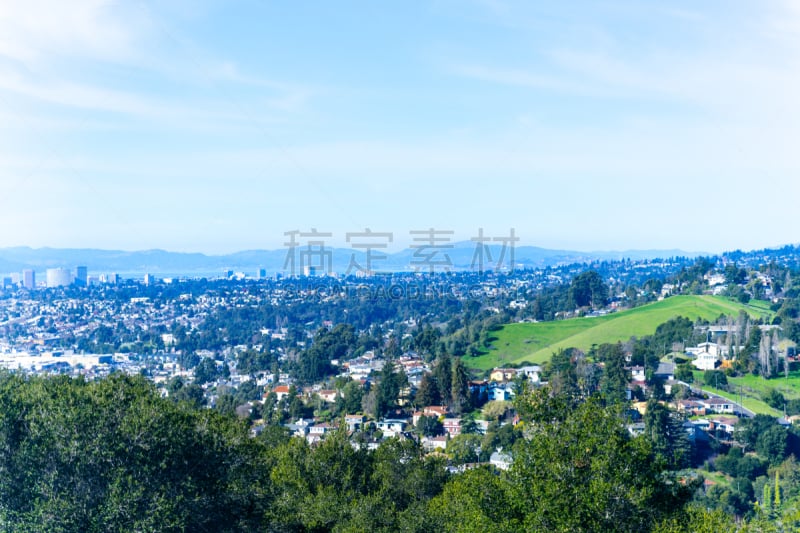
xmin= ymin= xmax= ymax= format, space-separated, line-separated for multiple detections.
xmin=691 ymin=370 xmax=782 ymax=416
xmin=728 ymin=371 xmax=800 ymax=402
xmin=699 ymin=384 xmax=780 ymax=416
xmin=465 ymin=295 xmax=772 ymax=371
xmin=695 ymin=469 xmax=731 ymax=488
xmin=746 ymin=299 xmax=774 ymax=315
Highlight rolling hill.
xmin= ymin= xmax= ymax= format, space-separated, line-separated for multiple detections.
xmin=464 ymin=295 xmax=773 ymax=371
xmin=0 ymin=244 xmax=702 ymax=275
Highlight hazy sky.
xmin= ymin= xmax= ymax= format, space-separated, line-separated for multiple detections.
xmin=1 ymin=1 xmax=799 ymax=254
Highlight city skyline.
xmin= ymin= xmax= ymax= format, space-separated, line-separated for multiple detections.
xmin=2 ymin=1 xmax=800 ymax=254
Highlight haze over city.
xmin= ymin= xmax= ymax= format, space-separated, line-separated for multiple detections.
xmin=2 ymin=1 xmax=800 ymax=254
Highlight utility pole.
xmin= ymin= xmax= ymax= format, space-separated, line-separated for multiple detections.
xmin=739 ymin=384 xmax=745 ymax=418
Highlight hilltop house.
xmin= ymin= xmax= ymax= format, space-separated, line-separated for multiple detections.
xmin=443 ymin=418 xmax=461 ymax=437
xmin=517 ymin=365 xmax=542 ymax=383
xmin=690 ymin=342 xmax=725 ymax=371
xmin=489 ymin=368 xmax=517 ymax=383
xmin=272 ymin=385 xmax=291 ymax=401
xmin=317 ymin=389 xmax=339 ymax=403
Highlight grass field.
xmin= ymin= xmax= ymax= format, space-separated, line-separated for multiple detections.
xmin=729 ymin=372 xmax=800 ymax=400
xmin=695 ymin=380 xmax=780 ymax=416
xmin=465 ymin=295 xmax=772 ymax=371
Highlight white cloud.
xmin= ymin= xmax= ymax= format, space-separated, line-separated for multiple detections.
xmin=0 ymin=0 xmax=145 ymax=65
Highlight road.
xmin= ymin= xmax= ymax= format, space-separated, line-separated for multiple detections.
xmin=679 ymin=380 xmax=756 ymax=418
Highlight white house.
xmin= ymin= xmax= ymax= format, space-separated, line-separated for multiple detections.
xmin=691 ymin=342 xmax=724 ymax=371
xmin=517 ymin=365 xmax=542 ymax=383
xmin=377 ymin=419 xmax=407 ymax=438
xmin=490 ymin=449 xmax=512 ymax=470
xmin=489 ymin=383 xmax=516 ymax=402
xmin=422 ymin=435 xmax=448 ymax=452
xmin=700 ymin=397 xmax=735 ymax=414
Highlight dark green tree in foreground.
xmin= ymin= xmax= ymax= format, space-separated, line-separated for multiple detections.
xmin=0 ymin=373 xmax=264 ymax=532
xmin=0 ymin=371 xmax=778 ymax=532
xmin=512 ymin=388 xmax=695 ymax=532
xmin=601 ymin=342 xmax=630 ymax=405
xmin=644 ymin=399 xmax=691 ymax=470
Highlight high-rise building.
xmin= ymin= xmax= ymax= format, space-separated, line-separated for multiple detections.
xmin=75 ymin=266 xmax=88 ymax=287
xmin=144 ymin=273 xmax=155 ymax=285
xmin=257 ymin=268 xmax=267 ymax=279
xmin=100 ymin=273 xmax=119 ymax=284
xmin=46 ymin=268 xmax=72 ymax=288
xmin=22 ymin=269 xmax=35 ymax=289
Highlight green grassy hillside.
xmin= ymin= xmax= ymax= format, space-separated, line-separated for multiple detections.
xmin=465 ymin=295 xmax=772 ymax=371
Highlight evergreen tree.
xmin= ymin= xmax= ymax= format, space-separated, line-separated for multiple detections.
xmin=433 ymin=355 xmax=453 ymax=406
xmin=374 ymin=361 xmax=407 ymax=417
xmin=548 ymin=348 xmax=579 ymax=398
xmin=601 ymin=343 xmax=629 ymax=405
xmin=450 ymin=357 xmax=470 ymax=415
xmin=415 ymin=372 xmax=440 ymax=407
xmin=644 ymin=399 xmax=691 ymax=470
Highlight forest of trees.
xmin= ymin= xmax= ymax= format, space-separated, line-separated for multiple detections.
xmin=0 ymin=371 xmax=796 ymax=532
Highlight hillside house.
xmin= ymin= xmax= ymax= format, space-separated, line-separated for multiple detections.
xmin=443 ymin=418 xmax=461 ymax=437
xmin=490 ymin=368 xmax=517 ymax=383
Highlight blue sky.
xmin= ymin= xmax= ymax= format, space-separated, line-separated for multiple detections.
xmin=1 ymin=0 xmax=799 ymax=254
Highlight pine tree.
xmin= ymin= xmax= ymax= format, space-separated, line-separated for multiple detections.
xmin=450 ymin=357 xmax=470 ymax=415
xmin=415 ymin=373 xmax=440 ymax=408
xmin=601 ymin=344 xmax=629 ymax=405
xmin=433 ymin=355 xmax=452 ymax=407
xmin=775 ymin=470 xmax=781 ymax=508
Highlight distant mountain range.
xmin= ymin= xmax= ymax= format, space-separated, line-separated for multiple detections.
xmin=0 ymin=245 xmax=705 ymax=277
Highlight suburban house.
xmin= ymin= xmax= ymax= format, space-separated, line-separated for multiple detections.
xmin=285 ymin=418 xmax=314 ymax=438
xmin=490 ymin=449 xmax=512 ymax=470
xmin=317 ymin=389 xmax=339 ymax=403
xmin=626 ymin=422 xmax=645 ymax=437
xmin=422 ymin=435 xmax=448 ymax=452
xmin=306 ymin=433 xmax=324 ymax=446
xmin=489 ymin=368 xmax=517 ymax=383
xmin=674 ymin=400 xmax=706 ymax=416
xmin=443 ymin=418 xmax=461 ymax=437
xmin=654 ymin=362 xmax=675 ymax=382
xmin=700 ymin=397 xmax=735 ymax=414
xmin=708 ymin=416 xmax=738 ymax=435
xmin=309 ymin=422 xmax=334 ymax=437
xmin=690 ymin=419 xmax=711 ymax=432
xmin=469 ymin=380 xmax=489 ymax=396
xmin=272 ymin=385 xmax=291 ymax=401
xmin=517 ymin=365 xmax=542 ymax=383
xmin=377 ymin=419 xmax=407 ymax=438
xmin=345 ymin=414 xmax=366 ymax=432
xmin=489 ymin=383 xmax=516 ymax=402
xmin=414 ymin=406 xmax=450 ymax=426
xmin=628 ymin=366 xmax=646 ymax=382
xmin=423 ymin=405 xmax=449 ymax=418
xmin=689 ymin=342 xmax=726 ymax=371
